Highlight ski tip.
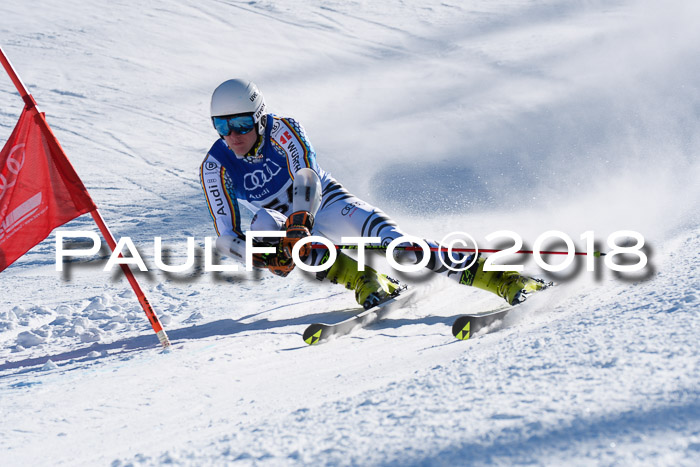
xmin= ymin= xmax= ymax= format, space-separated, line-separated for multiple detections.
xmin=303 ymin=324 xmax=324 ymax=345
xmin=452 ymin=316 xmax=472 ymax=340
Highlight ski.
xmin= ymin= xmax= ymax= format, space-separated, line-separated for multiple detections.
xmin=453 ymin=280 xmax=557 ymax=340
xmin=303 ymin=286 xmax=416 ymax=345
xmin=451 ymin=306 xmax=513 ymax=340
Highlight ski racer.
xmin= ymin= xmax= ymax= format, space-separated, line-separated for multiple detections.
xmin=200 ymin=79 xmax=547 ymax=309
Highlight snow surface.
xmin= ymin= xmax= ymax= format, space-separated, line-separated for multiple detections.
xmin=1 ymin=0 xmax=699 ymax=465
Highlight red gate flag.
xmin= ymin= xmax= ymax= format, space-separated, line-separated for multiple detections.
xmin=1 ymin=46 xmax=169 ymax=348
xmin=0 ymin=107 xmax=97 ymax=271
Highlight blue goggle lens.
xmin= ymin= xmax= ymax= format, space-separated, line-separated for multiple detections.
xmin=212 ymin=114 xmax=256 ymax=136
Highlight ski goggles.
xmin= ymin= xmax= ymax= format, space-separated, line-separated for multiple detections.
xmin=212 ymin=114 xmax=256 ymax=136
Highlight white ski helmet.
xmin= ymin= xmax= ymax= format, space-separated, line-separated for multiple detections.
xmin=210 ymin=79 xmax=266 ymax=132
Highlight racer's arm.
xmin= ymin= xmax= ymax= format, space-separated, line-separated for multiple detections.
xmin=200 ymin=154 xmax=296 ymax=276
xmin=268 ymin=117 xmax=323 ymax=261
xmin=199 ymin=154 xmax=244 ymax=239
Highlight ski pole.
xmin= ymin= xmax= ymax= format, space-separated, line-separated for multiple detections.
xmin=311 ymin=244 xmax=606 ymax=256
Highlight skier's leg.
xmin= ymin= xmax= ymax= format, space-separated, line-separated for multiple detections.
xmin=384 ymin=235 xmax=549 ymax=305
xmin=313 ymin=178 xmax=405 ymax=244
xmin=316 ymin=250 xmax=402 ymax=309
xmin=313 ymin=178 xmax=548 ymax=305
xmin=233 ymin=186 xmax=399 ymax=309
xmin=304 ymin=177 xmax=406 ymax=308
xmin=438 ymin=253 xmax=549 ymax=305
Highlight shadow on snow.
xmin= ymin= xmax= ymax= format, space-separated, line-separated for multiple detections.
xmin=0 ymin=300 xmax=451 ymax=375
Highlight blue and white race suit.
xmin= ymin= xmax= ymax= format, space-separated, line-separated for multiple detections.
xmin=200 ymin=114 xmax=470 ymax=280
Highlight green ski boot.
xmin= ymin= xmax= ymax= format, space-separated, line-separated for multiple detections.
xmin=320 ymin=252 xmax=402 ymax=309
xmin=462 ymin=256 xmax=550 ymax=305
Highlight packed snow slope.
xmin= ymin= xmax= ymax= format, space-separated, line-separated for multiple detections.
xmin=1 ymin=0 xmax=699 ymax=465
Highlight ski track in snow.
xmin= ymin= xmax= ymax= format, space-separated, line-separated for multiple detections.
xmin=1 ymin=0 xmax=699 ymax=465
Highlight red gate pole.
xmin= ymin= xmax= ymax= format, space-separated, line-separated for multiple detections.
xmin=89 ymin=210 xmax=170 ymax=348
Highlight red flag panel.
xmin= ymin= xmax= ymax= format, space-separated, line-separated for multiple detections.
xmin=0 ymin=107 xmax=96 ymax=272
